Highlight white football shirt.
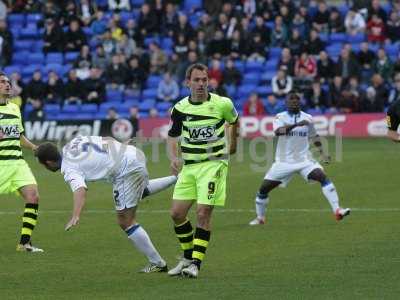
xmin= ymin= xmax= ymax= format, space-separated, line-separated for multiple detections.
xmin=273 ymin=111 xmax=317 ymax=163
xmin=61 ymin=136 xmax=146 ymax=192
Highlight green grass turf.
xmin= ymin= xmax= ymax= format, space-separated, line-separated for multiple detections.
xmin=0 ymin=138 xmax=399 ymax=299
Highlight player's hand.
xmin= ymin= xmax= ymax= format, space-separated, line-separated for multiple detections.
xmin=296 ymin=120 xmax=310 ymax=127
xmin=321 ymin=154 xmax=331 ymax=164
xmin=65 ymin=216 xmax=80 ymax=231
xmin=170 ymin=158 xmax=182 ymax=176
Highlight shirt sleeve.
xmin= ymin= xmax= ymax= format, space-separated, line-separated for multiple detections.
xmin=168 ymin=106 xmax=184 ymax=137
xmin=63 ymin=169 xmax=87 ymax=192
xmin=272 ymin=114 xmax=286 ymax=131
xmin=387 ymin=105 xmax=400 ymax=131
xmin=221 ymin=97 xmax=239 ymax=124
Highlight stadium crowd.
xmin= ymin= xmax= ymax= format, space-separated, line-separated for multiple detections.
xmin=0 ymin=0 xmax=400 ymax=121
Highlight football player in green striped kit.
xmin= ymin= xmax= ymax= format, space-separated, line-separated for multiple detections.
xmin=167 ymin=63 xmax=239 ymax=278
xmin=0 ymin=72 xmax=43 ymax=252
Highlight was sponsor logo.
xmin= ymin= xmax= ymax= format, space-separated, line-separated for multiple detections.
xmin=188 ymin=126 xmax=215 ymax=141
xmin=0 ymin=125 xmax=20 ymax=138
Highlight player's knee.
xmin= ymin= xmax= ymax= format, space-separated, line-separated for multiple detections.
xmin=24 ymin=192 xmax=39 ymax=204
xmin=170 ymin=208 xmax=186 ymax=223
xmin=196 ymin=209 xmax=212 ymax=226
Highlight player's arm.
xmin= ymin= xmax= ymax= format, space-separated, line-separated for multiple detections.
xmin=20 ymin=134 xmax=38 ymax=152
xmin=65 ymin=187 xmax=87 ymax=231
xmin=274 ymin=120 xmax=309 ymax=136
xmin=386 ymin=108 xmax=400 ymax=142
xmin=167 ymin=107 xmax=184 ymax=175
xmin=227 ymin=117 xmax=239 ymax=155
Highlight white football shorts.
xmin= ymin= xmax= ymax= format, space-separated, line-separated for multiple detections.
xmin=264 ymin=160 xmax=323 ymax=187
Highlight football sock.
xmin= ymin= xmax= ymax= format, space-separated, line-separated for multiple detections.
xmin=126 ymin=224 xmax=165 ymax=266
xmin=321 ymin=181 xmax=339 ymax=212
xmin=192 ymin=227 xmax=211 ymax=269
xmin=20 ymin=203 xmax=38 ymax=245
xmin=255 ymin=192 xmax=269 ymax=219
xmin=142 ymin=176 xmax=177 ymax=199
xmin=174 ymin=219 xmax=194 ymax=260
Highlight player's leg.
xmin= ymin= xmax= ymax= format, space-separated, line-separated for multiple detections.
xmin=181 ymin=161 xmax=227 ymax=278
xmin=114 ymin=170 xmax=167 ymax=272
xmin=141 ymin=175 xmax=177 ymax=199
xmin=250 ymin=179 xmax=281 ymax=225
xmin=307 ymin=168 xmax=350 ymax=220
xmin=168 ymin=166 xmax=197 ymax=276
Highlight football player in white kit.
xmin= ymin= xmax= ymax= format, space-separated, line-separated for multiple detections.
xmin=35 ymin=136 xmax=177 ymax=273
xmin=249 ymin=93 xmax=350 ymax=225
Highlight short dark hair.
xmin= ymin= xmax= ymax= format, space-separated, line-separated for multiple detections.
xmin=36 ymin=142 xmax=61 ymax=164
xmin=0 ymin=71 xmax=6 ymax=77
xmin=185 ymin=63 xmax=208 ymax=80
xmin=287 ymin=92 xmax=300 ymax=101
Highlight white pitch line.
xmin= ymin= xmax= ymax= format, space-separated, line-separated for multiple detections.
xmin=0 ymin=208 xmax=399 ymax=215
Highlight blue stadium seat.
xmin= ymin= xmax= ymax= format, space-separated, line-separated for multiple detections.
xmin=71 ymin=113 xmax=95 ymax=120
xmin=237 ymin=84 xmax=257 ymax=98
xmin=146 ymin=75 xmax=162 ymax=88
xmin=265 ymin=59 xmax=278 ymax=70
xmin=189 ymin=14 xmax=200 ymax=27
xmin=385 ymin=44 xmax=399 ymax=56
xmin=62 ymin=64 xmax=73 ymax=76
xmin=338 ymin=4 xmax=349 ymax=17
xmin=46 ymin=53 xmax=64 ymax=65
xmin=245 ymin=61 xmax=264 ymax=72
xmin=64 ymin=52 xmax=79 ymax=63
xmin=62 ymin=104 xmax=80 ymax=113
xmin=180 ymin=87 xmax=189 ymax=98
xmin=3 ymin=65 xmax=21 ymax=75
xmin=120 ymin=11 xmax=133 ymax=24
xmin=106 ymin=89 xmax=123 ymax=102
xmin=121 ymin=100 xmax=140 ymax=110
xmin=242 ymin=72 xmax=261 ymax=85
xmin=20 ymin=26 xmax=39 ymax=39
xmin=43 ymin=63 xmax=63 ymax=76
xmin=21 ymin=64 xmax=41 ymax=78
xmin=269 ymin=47 xmax=282 ymax=58
xmin=156 ymin=102 xmax=172 ymax=112
xmin=32 ymin=40 xmax=44 ymax=52
xmin=347 ymin=33 xmax=365 ymax=43
xmin=12 ymin=51 xmax=29 ymax=64
xmin=28 ymin=53 xmax=45 ymax=64
xmin=10 ymin=28 xmax=20 ymax=39
xmin=44 ymin=104 xmax=61 ymax=114
xmin=144 ymin=36 xmax=161 ymax=48
xmin=26 ymin=13 xmax=42 ymax=24
xmin=123 ymin=94 xmax=141 ymax=102
xmin=184 ymin=0 xmax=202 ymax=12
xmin=161 ymin=37 xmax=174 ymax=50
xmin=100 ymin=102 xmax=118 ymax=113
xmin=330 ymin=33 xmax=347 ymax=43
xmin=261 ymin=71 xmax=275 ymax=83
xmin=139 ymin=99 xmax=155 ymax=111
xmin=81 ymin=104 xmax=98 ymax=113
xmin=14 ymin=40 xmax=34 ymax=51
xmin=142 ymin=88 xmax=157 ymax=99
xmin=7 ymin=14 xmax=25 ymax=27
xmin=94 ymin=112 xmax=107 ymax=120
xmin=131 ymin=0 xmax=145 ymax=8
xmin=256 ymin=86 xmax=272 ymax=97
xmin=234 ymin=60 xmax=245 ymax=73
xmin=326 ymin=44 xmax=342 ymax=58
xmin=83 ymin=27 xmax=93 ymax=38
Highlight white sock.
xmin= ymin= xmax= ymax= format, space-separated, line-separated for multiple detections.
xmin=146 ymin=176 xmax=177 ymax=195
xmin=322 ymin=182 xmax=339 ymax=212
xmin=126 ymin=224 xmax=165 ymax=266
xmin=255 ymin=194 xmax=269 ymax=219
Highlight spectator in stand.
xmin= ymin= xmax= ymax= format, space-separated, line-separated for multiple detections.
xmin=161 ymin=2 xmax=178 ymax=37
xmin=149 ymin=42 xmax=167 ymax=74
xmin=27 ymin=99 xmax=46 ymax=121
xmin=305 ymin=29 xmax=326 ymax=56
xmin=292 ymin=12 xmax=307 ymax=38
xmin=329 ymin=7 xmax=344 ymax=33
xmin=25 ymin=71 xmax=47 ymax=104
xmin=252 ymin=16 xmax=271 ymax=46
xmin=243 ymin=92 xmax=265 ymax=116
xmin=148 ymin=107 xmax=159 ymax=118
xmin=115 ymin=34 xmax=137 ymax=58
xmin=64 ymin=69 xmax=85 ymax=105
xmin=77 ymin=0 xmax=97 ymax=26
xmin=304 ymin=80 xmax=329 ymax=111
xmin=166 ymin=53 xmax=180 ymax=79
xmin=74 ymin=45 xmax=92 ymax=68
xmin=45 ymin=71 xmax=64 ymax=104
xmin=373 ymin=48 xmax=393 ymax=82
xmin=92 ymin=45 xmax=108 ymax=70
xmin=335 ymin=47 xmax=361 ymax=82
xmin=368 ymin=0 xmax=387 ymax=22
xmin=367 ymin=14 xmax=386 ymax=44
xmin=209 ymin=78 xmax=228 ymax=97
xmin=272 ymin=67 xmax=293 ymax=98
xmin=125 ymin=19 xmax=143 ymax=47
xmin=137 ymin=3 xmax=159 ymax=36
xmin=174 ymin=13 xmax=195 ymax=41
xmin=293 ymin=66 xmax=313 ymax=94
xmin=344 ymin=8 xmax=366 ymax=36
xmin=174 ymin=34 xmax=189 ymax=61
xmin=287 ymin=29 xmax=304 ymax=58
xmin=76 ymin=61 xmax=91 ymax=81
xmin=295 ymin=52 xmax=317 ymax=79
xmin=64 ymin=18 xmax=87 ymax=52
xmin=91 ymin=10 xmax=107 ymax=38
xmin=278 ymin=48 xmax=295 ymax=76
xmin=393 ymin=54 xmax=400 ymax=76
xmin=108 ymin=0 xmax=130 ymax=11
xmin=264 ymin=94 xmax=286 ymax=115
xmin=317 ymin=50 xmax=335 ymax=84
xmin=106 ymin=107 xmax=119 ymax=120
xmin=388 ymin=73 xmax=400 ymax=105
xmin=126 ymin=56 xmax=147 ymax=94
xmin=256 ymin=0 xmax=276 ymax=21
xmin=106 ymin=54 xmax=129 ymax=90
xmin=247 ymin=33 xmax=267 ymax=62
xmin=107 ymin=18 xmax=124 ymax=43
xmin=386 ymin=11 xmax=400 ymax=43
xmin=328 ymin=76 xmax=344 ymax=110
xmin=157 ymin=73 xmax=179 ymax=102
xmin=223 ymin=59 xmax=241 ymax=89
xmin=128 ymin=106 xmax=140 ymax=137
xmin=197 ymin=13 xmax=216 ymax=42
xmin=229 ymin=30 xmax=248 ymax=61
xmin=279 ymin=5 xmax=292 ymax=28
xmin=61 ymin=0 xmax=79 ymax=27
xmin=43 ymin=18 xmax=64 ymax=53
xmin=208 ymin=59 xmax=223 ymax=85
xmin=0 ymin=0 xmax=7 ymax=21
xmin=196 ymin=31 xmax=208 ymax=61
xmin=312 ymin=1 xmax=330 ymax=33
xmin=41 ymin=1 xmax=60 ymax=23
xmin=362 ymin=74 xmax=388 ymax=112
xmin=0 ymin=20 xmax=12 ymax=66
xmin=243 ymin=0 xmax=257 ymax=17
xmin=84 ymin=67 xmax=105 ymax=105
xmin=270 ymin=15 xmax=288 ymax=47
xmin=357 ymin=42 xmax=377 ymax=82
xmin=207 ymin=30 xmax=230 ymax=59
xmin=101 ymin=30 xmax=116 ymax=58
xmin=339 ymin=76 xmax=363 ymax=113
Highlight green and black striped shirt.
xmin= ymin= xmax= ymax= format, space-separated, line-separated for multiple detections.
xmin=168 ymin=93 xmax=238 ymax=165
xmin=0 ymin=102 xmax=24 ymax=164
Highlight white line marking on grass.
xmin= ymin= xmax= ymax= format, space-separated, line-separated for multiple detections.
xmin=0 ymin=208 xmax=400 ymax=215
